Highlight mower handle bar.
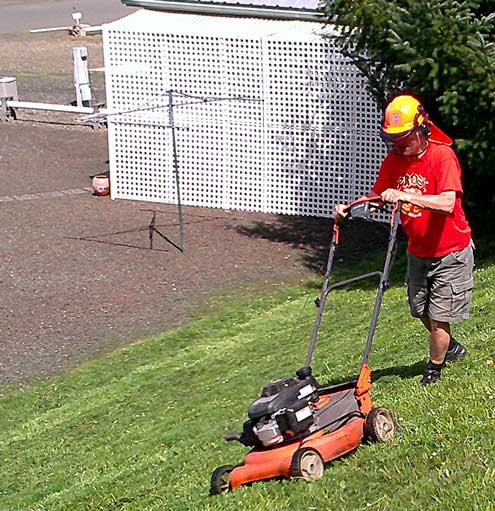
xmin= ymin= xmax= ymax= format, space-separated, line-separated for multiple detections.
xmin=303 ymin=199 xmax=402 ymax=373
xmin=321 ymin=271 xmax=383 ymax=300
xmin=307 ymin=271 xmax=382 ymax=368
xmin=339 ymin=195 xmax=387 ymax=223
xmin=344 ymin=194 xmax=382 ymax=209
xmin=344 ymin=194 xmax=383 ymax=210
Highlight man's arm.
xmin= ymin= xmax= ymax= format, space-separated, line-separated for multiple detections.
xmin=380 ymin=189 xmax=456 ymax=214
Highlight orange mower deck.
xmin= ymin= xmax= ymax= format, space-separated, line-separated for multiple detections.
xmin=229 ymin=415 xmax=365 ymax=489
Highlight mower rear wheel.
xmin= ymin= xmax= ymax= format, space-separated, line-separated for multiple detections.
xmin=210 ymin=465 xmax=233 ymax=495
xmin=290 ymin=448 xmax=324 ymax=480
xmin=365 ymin=407 xmax=395 ymax=442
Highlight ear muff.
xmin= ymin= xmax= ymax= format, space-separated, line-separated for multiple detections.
xmin=420 ymin=123 xmax=431 ymax=137
xmin=415 ymin=104 xmax=430 ymax=138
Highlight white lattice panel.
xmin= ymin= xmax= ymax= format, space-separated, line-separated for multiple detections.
xmin=103 ymin=11 xmax=387 ymax=217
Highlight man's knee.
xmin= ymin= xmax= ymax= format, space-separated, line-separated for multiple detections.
xmin=429 ymin=319 xmax=450 ymax=334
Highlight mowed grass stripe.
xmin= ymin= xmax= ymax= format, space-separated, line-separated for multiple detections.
xmin=0 ymin=260 xmax=493 ymax=510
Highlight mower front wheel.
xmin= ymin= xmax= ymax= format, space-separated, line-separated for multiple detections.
xmin=210 ymin=464 xmax=234 ymax=495
xmin=290 ymin=448 xmax=324 ymax=480
xmin=365 ymin=407 xmax=395 ymax=442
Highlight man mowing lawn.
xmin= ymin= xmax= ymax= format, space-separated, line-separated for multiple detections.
xmin=335 ymin=93 xmax=474 ymax=385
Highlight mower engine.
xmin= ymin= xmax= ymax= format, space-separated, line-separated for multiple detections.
xmin=244 ymin=377 xmax=318 ymax=447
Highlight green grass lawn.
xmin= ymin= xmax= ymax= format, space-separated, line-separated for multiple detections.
xmin=1 ymin=252 xmax=494 ymax=510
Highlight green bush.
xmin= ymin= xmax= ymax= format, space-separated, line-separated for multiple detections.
xmin=324 ymin=0 xmax=495 ymax=237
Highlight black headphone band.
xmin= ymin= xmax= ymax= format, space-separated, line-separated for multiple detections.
xmin=415 ymin=104 xmax=430 ymax=136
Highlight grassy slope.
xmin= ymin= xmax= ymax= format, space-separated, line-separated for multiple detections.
xmin=0 ymin=256 xmax=494 ymax=511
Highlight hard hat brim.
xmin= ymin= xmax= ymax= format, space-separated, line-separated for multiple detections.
xmin=380 ymin=122 xmax=453 ymax=146
xmin=379 ymin=126 xmax=416 ymax=142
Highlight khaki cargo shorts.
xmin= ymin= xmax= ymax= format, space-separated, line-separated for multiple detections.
xmin=407 ymin=243 xmax=474 ymax=323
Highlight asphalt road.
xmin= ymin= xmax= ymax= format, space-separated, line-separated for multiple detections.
xmin=0 ymin=0 xmax=138 ymax=34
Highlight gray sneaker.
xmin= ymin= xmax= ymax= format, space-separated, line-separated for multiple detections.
xmin=444 ymin=339 xmax=468 ymax=364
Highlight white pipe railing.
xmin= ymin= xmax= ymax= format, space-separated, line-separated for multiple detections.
xmin=29 ymin=24 xmax=90 ymax=33
xmin=6 ymin=100 xmax=94 ymax=114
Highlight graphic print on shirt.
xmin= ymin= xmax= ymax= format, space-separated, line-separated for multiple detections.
xmin=397 ymin=173 xmax=429 ymax=218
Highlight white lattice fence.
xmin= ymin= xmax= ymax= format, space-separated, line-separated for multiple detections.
xmin=103 ymin=11 xmax=387 ymax=217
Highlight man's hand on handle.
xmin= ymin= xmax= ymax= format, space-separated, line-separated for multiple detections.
xmin=333 ymin=194 xmax=385 ymax=223
xmin=333 ymin=203 xmax=348 ymax=223
xmin=380 ymin=188 xmax=407 ymax=204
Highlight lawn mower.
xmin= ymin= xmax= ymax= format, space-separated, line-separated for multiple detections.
xmin=210 ymin=196 xmax=400 ymax=495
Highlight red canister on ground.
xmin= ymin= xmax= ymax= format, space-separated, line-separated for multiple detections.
xmin=92 ymin=175 xmax=110 ymax=196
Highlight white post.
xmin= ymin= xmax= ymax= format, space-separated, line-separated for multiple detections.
xmin=0 ymin=77 xmax=18 ymax=121
xmin=73 ymin=47 xmax=92 ymax=107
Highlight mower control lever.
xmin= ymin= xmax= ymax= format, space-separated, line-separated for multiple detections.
xmin=342 ymin=195 xmax=385 ymax=220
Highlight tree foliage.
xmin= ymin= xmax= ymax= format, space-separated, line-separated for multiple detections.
xmin=323 ymin=0 xmax=495 ymax=236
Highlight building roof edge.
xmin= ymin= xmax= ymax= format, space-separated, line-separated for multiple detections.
xmin=121 ymin=0 xmax=325 ymax=21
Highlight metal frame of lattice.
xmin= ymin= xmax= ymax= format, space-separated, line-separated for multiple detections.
xmin=102 ymin=10 xmax=387 ymax=217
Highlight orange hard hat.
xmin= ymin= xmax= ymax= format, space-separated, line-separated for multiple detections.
xmin=380 ymin=94 xmax=427 ymax=141
xmin=380 ymin=94 xmax=453 ymax=146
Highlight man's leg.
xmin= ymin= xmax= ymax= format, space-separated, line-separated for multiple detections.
xmin=409 ymin=250 xmax=469 ymax=384
xmin=420 ymin=316 xmax=431 ymax=332
xmin=420 ymin=316 xmax=466 ymax=364
xmin=418 ymin=318 xmax=450 ymax=384
xmin=419 ymin=245 xmax=473 ymax=385
xmin=428 ymin=319 xmax=451 ymax=365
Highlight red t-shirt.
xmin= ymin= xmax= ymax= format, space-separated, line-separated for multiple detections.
xmin=372 ymin=142 xmax=471 ymax=258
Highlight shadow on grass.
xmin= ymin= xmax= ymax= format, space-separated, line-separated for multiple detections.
xmin=235 ymin=214 xmax=495 ymax=274
xmin=372 ymin=360 xmax=426 ymax=381
xmin=324 ymin=360 xmax=426 ymax=387
xmin=234 ymin=215 xmax=408 ymax=286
